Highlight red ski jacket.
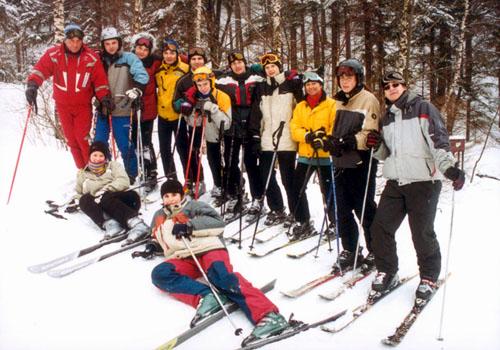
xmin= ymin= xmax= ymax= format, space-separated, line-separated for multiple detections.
xmin=140 ymin=55 xmax=161 ymax=121
xmin=28 ymin=44 xmax=110 ymax=107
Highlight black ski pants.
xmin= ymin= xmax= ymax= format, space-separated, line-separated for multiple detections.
xmin=371 ymin=180 xmax=442 ymax=281
xmin=206 ymin=141 xmax=222 ymax=188
xmin=259 ymin=150 xmax=296 ymax=212
xmin=157 ymin=117 xmax=189 ymax=181
xmin=79 ymin=191 xmax=141 ymax=229
xmin=293 ymin=162 xmax=334 ymax=224
xmin=132 ymin=119 xmax=158 ymax=179
xmin=335 ymin=157 xmax=378 ymax=253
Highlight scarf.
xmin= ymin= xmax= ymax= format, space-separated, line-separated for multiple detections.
xmin=88 ymin=160 xmax=107 ymax=176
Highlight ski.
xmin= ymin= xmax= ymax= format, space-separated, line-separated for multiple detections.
xmin=381 ymin=275 xmax=450 ymax=346
xmin=28 ymin=233 xmax=129 ymax=273
xmin=224 ymin=213 xmax=268 ymax=243
xmin=236 ymin=309 xmax=347 ymax=350
xmin=286 ymin=237 xmax=330 ymax=259
xmin=47 ymin=238 xmax=148 ymax=278
xmin=254 ymin=224 xmax=284 ymax=243
xmin=155 ymin=279 xmax=277 ymax=350
xmin=321 ymin=273 xmax=418 ymax=333
xmin=280 ymin=271 xmax=343 ymax=298
xmin=247 ymin=232 xmax=318 ymax=258
xmin=318 ymin=266 xmax=376 ymax=301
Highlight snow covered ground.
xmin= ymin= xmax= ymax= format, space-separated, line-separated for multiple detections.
xmin=1 ymin=81 xmax=499 ymax=350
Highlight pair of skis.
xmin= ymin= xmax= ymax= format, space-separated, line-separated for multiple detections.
xmin=27 ymin=233 xmax=147 ymax=277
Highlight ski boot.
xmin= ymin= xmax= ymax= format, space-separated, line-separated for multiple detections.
xmin=331 ymin=249 xmax=365 ymax=273
xmin=282 ymin=213 xmax=295 ymax=229
xmin=123 ymin=216 xmax=149 ymax=245
xmin=245 ymin=197 xmax=264 ymax=222
xmin=102 ymin=218 xmax=125 ymax=240
xmin=241 ymin=312 xmax=288 ymax=347
xmin=371 ymin=271 xmax=399 ymax=293
xmin=144 ymin=172 xmax=158 ymax=194
xmin=415 ymin=278 xmax=437 ymax=300
xmin=190 ymin=292 xmax=229 ymax=328
xmin=289 ymin=220 xmax=315 ymax=241
xmin=264 ymin=209 xmax=287 ymax=226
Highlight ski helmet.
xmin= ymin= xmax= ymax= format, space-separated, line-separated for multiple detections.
xmin=336 ymin=58 xmax=365 ymax=88
xmin=101 ymin=27 xmax=122 ymax=51
xmin=381 ymin=71 xmax=405 ymax=87
xmin=192 ymin=66 xmax=215 ymax=88
xmin=302 ymin=71 xmax=324 ymax=85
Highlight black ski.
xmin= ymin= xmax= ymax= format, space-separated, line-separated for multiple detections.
xmin=47 ymin=238 xmax=148 ymax=278
xmin=154 ymin=279 xmax=277 ymax=350
xmin=381 ymin=275 xmax=450 ymax=346
xmin=236 ymin=309 xmax=347 ymax=350
xmin=27 ymin=232 xmax=129 ymax=273
xmin=321 ymin=273 xmax=418 ymax=333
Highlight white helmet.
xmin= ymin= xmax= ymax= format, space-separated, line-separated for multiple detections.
xmin=101 ymin=27 xmax=121 ymax=41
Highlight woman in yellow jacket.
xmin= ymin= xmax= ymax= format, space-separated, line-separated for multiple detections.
xmin=155 ymin=38 xmax=190 ymax=180
xmin=289 ymin=71 xmax=336 ymax=239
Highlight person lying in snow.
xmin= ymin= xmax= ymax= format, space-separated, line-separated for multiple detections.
xmin=148 ymin=179 xmax=288 ymax=345
xmin=75 ymin=141 xmax=149 ymax=244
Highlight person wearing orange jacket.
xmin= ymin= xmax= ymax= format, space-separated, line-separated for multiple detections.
xmin=26 ymin=23 xmax=112 ymax=169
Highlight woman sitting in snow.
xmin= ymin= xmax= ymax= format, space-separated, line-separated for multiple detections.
xmin=76 ymin=141 xmax=149 ymax=244
xmin=148 ymin=179 xmax=288 ymax=346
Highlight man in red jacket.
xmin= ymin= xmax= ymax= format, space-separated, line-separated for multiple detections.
xmin=26 ymin=23 xmax=112 ymax=169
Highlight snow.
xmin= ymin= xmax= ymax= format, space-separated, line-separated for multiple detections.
xmin=1 ymin=81 xmax=499 ymax=350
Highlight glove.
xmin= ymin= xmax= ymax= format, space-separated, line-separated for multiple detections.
xmin=25 ymin=81 xmax=38 ymax=114
xmin=305 ymin=129 xmax=326 ymax=144
xmin=172 ymin=222 xmax=193 ymax=240
xmin=444 ymin=165 xmax=465 ymax=191
xmin=194 ymin=100 xmax=206 ymax=112
xmin=94 ymin=189 xmax=106 ymax=204
xmin=339 ymin=133 xmax=357 ymax=151
xmin=250 ymin=136 xmax=262 ymax=156
xmin=180 ymin=101 xmax=193 ymax=116
xmin=366 ymin=130 xmax=382 ymax=149
xmin=324 ymin=136 xmax=343 ymax=157
xmin=131 ymin=240 xmax=162 ymax=259
xmin=100 ymin=95 xmax=115 ymax=116
xmin=203 ymin=101 xmax=220 ymax=114
xmin=305 ymin=132 xmax=315 ymax=144
xmin=312 ymin=137 xmax=324 ymax=150
xmin=125 ymin=87 xmax=142 ymax=100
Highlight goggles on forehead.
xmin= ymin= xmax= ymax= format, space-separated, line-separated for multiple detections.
xmin=65 ymin=29 xmax=84 ymax=40
xmin=193 ymin=72 xmax=213 ymax=82
xmin=303 ymin=71 xmax=324 ymax=84
xmin=136 ymin=37 xmax=152 ymax=47
xmin=336 ymin=65 xmax=355 ymax=77
xmin=260 ymin=53 xmax=280 ymax=66
xmin=189 ymin=47 xmax=205 ymax=56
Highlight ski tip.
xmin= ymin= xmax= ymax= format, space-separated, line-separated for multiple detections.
xmin=381 ymin=337 xmax=398 ymax=347
xmin=279 ymin=291 xmax=296 ymax=298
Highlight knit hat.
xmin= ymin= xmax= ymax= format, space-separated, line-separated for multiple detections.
xmin=188 ymin=47 xmax=207 ymax=63
xmin=260 ymin=52 xmax=282 ymax=72
xmin=162 ymin=38 xmax=179 ymax=53
xmin=381 ymin=71 xmax=406 ymax=86
xmin=89 ymin=141 xmax=111 ymax=160
xmin=160 ymin=179 xmax=184 ymax=198
xmin=64 ymin=23 xmax=84 ymax=40
xmin=228 ymin=51 xmax=247 ymax=65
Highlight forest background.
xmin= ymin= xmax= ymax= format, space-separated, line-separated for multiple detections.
xmin=0 ymin=0 xmax=498 ymax=143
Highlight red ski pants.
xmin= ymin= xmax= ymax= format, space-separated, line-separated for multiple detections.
xmin=56 ymin=104 xmax=93 ymax=169
xmin=151 ymin=249 xmax=278 ymax=324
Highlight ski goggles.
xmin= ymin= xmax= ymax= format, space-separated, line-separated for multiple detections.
xmin=136 ymin=37 xmax=152 ymax=48
xmin=193 ymin=72 xmax=214 ymax=82
xmin=260 ymin=53 xmax=281 ymax=66
xmin=162 ymin=39 xmax=178 ymax=52
xmin=228 ymin=52 xmax=245 ymax=64
xmin=189 ymin=47 xmax=206 ymax=57
xmin=65 ymin=28 xmax=84 ymax=40
xmin=303 ymin=71 xmax=324 ymax=84
xmin=335 ymin=65 xmax=355 ymax=77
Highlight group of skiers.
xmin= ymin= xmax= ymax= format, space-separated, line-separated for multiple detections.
xmin=26 ymin=23 xmax=466 ymax=345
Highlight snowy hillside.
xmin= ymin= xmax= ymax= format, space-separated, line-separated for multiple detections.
xmin=1 ymin=82 xmax=499 ymax=350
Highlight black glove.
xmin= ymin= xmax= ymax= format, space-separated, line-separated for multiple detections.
xmin=339 ymin=133 xmax=357 ymax=150
xmin=324 ymin=136 xmax=343 ymax=157
xmin=366 ymin=130 xmax=382 ymax=149
xmin=194 ymin=100 xmax=206 ymax=112
xmin=131 ymin=240 xmax=162 ymax=259
xmin=180 ymin=101 xmax=193 ymax=115
xmin=305 ymin=129 xmax=326 ymax=144
xmin=444 ymin=165 xmax=465 ymax=191
xmin=250 ymin=135 xmax=262 ymax=156
xmin=100 ymin=95 xmax=115 ymax=117
xmin=172 ymin=222 xmax=193 ymax=240
xmin=25 ymin=81 xmax=38 ymax=114
xmin=312 ymin=137 xmax=324 ymax=150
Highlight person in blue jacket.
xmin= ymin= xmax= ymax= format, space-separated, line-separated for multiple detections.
xmin=95 ymin=27 xmax=149 ymax=184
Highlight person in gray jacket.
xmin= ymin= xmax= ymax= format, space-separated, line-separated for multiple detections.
xmin=368 ymin=71 xmax=465 ymax=300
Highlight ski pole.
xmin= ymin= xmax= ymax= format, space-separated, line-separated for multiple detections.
xmin=219 ymin=120 xmax=227 ymax=216
xmin=351 ymin=147 xmax=375 ymax=276
xmin=183 ymin=113 xmax=199 ymax=193
xmin=7 ymin=106 xmax=32 ymax=205
xmin=194 ymin=113 xmax=207 ymax=199
xmin=236 ymin=141 xmax=245 ymax=249
xmin=181 ymin=237 xmax=243 ymax=336
xmin=329 ymin=158 xmax=342 ymax=274
xmin=437 ymin=180 xmax=457 ymax=341
xmin=249 ymin=121 xmax=286 ymax=250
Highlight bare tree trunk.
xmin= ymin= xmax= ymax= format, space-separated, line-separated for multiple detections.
xmin=442 ymin=0 xmax=469 ymax=133
xmin=270 ymin=0 xmax=283 ymax=54
xmin=363 ymin=0 xmax=374 ymax=89
xmin=53 ymin=0 xmax=64 ymax=43
xmin=330 ymin=2 xmax=340 ymax=92
xmin=464 ymin=14 xmax=472 ymax=141
xmin=397 ymin=0 xmax=414 ymax=79
xmin=311 ymin=3 xmax=320 ymax=68
xmin=344 ymin=2 xmax=351 ymax=59
xmin=429 ymin=27 xmax=437 ymax=103
xmin=320 ymin=1 xmax=327 ymax=67
xmin=374 ymin=0 xmax=386 ymax=101
xmin=234 ymin=0 xmax=243 ymax=51
xmin=133 ymin=0 xmax=143 ymax=33
xmin=289 ymin=19 xmax=298 ymax=69
xmin=300 ymin=1 xmax=307 ymax=69
xmin=195 ymin=0 xmax=203 ymax=46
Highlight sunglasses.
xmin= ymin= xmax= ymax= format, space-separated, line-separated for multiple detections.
xmin=384 ymin=83 xmax=401 ymax=90
xmin=260 ymin=53 xmax=280 ymax=66
xmin=189 ymin=47 xmax=205 ymax=56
